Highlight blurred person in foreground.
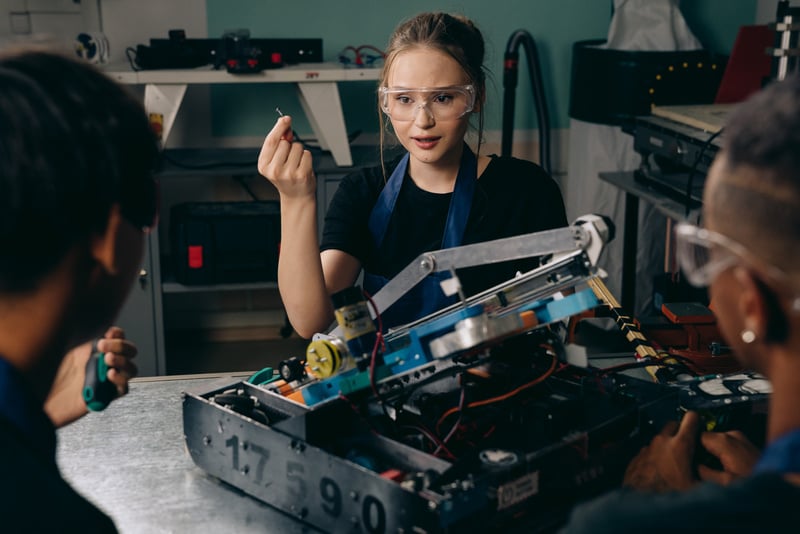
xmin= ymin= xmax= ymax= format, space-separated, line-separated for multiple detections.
xmin=0 ymin=48 xmax=158 ymax=531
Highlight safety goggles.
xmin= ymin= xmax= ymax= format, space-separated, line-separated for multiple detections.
xmin=379 ymin=85 xmax=475 ymax=122
xmin=673 ymin=223 xmax=746 ymax=287
xmin=675 ymin=222 xmax=800 ymax=313
xmin=676 ymin=221 xmax=800 ymax=289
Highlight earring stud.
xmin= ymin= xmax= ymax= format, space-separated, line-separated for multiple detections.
xmin=740 ymin=329 xmax=757 ymax=344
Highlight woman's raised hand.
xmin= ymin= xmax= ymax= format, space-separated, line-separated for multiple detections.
xmin=258 ymin=115 xmax=316 ymax=199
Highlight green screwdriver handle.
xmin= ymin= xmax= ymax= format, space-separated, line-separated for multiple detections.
xmin=82 ymin=342 xmax=117 ymax=412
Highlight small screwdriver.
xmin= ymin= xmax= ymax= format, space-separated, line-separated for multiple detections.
xmin=82 ymin=341 xmax=117 ymax=412
xmin=275 ymin=107 xmax=301 ymax=143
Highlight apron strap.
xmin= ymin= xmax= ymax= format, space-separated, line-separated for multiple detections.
xmin=367 ymin=144 xmax=477 ymax=250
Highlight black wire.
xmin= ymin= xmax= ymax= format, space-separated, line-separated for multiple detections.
xmin=233 ymin=176 xmax=260 ymax=201
xmin=684 ymin=128 xmax=723 ymax=217
xmin=162 ymin=151 xmax=257 ymax=170
xmin=502 ymin=30 xmax=551 ymax=174
xmin=163 ymin=129 xmax=353 ymax=166
xmin=161 ymin=152 xmax=260 ymax=200
xmin=595 ymin=358 xmax=678 ymax=377
xmin=125 ymin=47 xmax=141 ymax=71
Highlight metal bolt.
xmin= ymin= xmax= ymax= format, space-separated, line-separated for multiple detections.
xmin=202 ymin=435 xmax=212 ymax=446
xmin=350 ymin=491 xmax=359 ymax=501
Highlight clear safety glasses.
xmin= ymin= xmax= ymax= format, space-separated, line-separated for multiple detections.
xmin=674 ymin=223 xmax=745 ymax=287
xmin=379 ymin=85 xmax=476 ymax=122
xmin=674 ymin=222 xmax=800 ymax=312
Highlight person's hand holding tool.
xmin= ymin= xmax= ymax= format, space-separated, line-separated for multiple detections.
xmin=623 ymin=411 xmax=702 ymax=492
xmin=275 ymin=107 xmax=294 ymax=142
xmin=697 ymin=429 xmax=761 ymax=485
xmin=83 ymin=327 xmax=138 ymax=412
xmin=258 ymin=109 xmax=315 ymax=199
xmin=45 ymin=326 xmax=138 ymax=425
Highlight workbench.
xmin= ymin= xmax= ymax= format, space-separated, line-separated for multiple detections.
xmin=56 ymin=339 xmax=643 ymax=532
xmin=56 ymin=374 xmax=322 ymax=533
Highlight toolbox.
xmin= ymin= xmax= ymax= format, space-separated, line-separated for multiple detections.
xmin=170 ymin=201 xmax=280 ymax=285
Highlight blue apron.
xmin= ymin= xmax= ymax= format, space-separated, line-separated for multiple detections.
xmin=364 ymin=145 xmax=477 ymax=329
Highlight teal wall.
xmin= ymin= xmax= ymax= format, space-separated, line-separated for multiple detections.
xmin=206 ymin=0 xmax=757 ymax=139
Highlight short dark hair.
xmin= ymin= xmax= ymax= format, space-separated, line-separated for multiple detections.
xmin=0 ymin=49 xmax=159 ymax=292
xmin=724 ymin=76 xmax=800 ymax=173
xmin=711 ymin=75 xmax=800 ymax=276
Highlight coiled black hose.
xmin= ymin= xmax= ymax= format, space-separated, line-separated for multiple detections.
xmin=502 ymin=30 xmax=551 ymax=175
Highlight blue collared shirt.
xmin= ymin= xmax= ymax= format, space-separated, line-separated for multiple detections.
xmin=754 ymin=428 xmax=800 ymax=474
xmin=0 ymin=356 xmax=57 ymax=460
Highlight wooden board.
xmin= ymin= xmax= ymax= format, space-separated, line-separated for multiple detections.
xmin=650 ymin=104 xmax=738 ymax=133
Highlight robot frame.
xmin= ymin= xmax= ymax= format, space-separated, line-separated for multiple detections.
xmin=182 ymin=215 xmax=752 ymax=533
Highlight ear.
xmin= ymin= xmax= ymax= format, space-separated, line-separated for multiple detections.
xmin=89 ymin=204 xmax=124 ymax=276
xmin=732 ymin=267 xmax=769 ymax=340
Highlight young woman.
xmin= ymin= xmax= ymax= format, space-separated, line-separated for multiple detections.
xmin=258 ymin=12 xmax=567 ymax=337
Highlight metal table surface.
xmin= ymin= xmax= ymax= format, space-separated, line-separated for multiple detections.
xmin=56 ymin=374 xmax=321 ymax=534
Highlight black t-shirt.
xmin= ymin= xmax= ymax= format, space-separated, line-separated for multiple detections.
xmin=562 ymin=473 xmax=800 ymax=533
xmin=321 ymin=154 xmax=568 ymax=297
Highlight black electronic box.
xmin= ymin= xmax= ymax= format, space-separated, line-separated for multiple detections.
xmin=170 ymin=201 xmax=280 ymax=285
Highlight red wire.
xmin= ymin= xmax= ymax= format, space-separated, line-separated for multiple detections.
xmin=435 ymin=383 xmax=467 ymax=456
xmin=400 ymin=425 xmax=456 ymax=460
xmin=362 ymin=289 xmax=385 ymax=400
xmin=356 ymin=45 xmax=386 ymax=58
xmin=435 ymin=350 xmax=559 ymax=434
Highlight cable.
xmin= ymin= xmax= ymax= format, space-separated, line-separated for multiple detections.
xmin=684 ymin=128 xmax=723 ymax=217
xmin=233 ymin=176 xmax=260 ymax=201
xmin=125 ymin=47 xmax=141 ymax=71
xmin=501 ymin=30 xmax=551 ymax=174
xmin=338 ymin=45 xmax=386 ymax=68
xmin=596 ymin=358 xmax=684 ymax=377
xmin=435 ymin=381 xmax=467 ymax=456
xmin=162 ymin=150 xmax=257 ymax=171
xmin=435 ymin=349 xmax=558 ymax=434
xmin=363 ymin=290 xmax=387 ymax=411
